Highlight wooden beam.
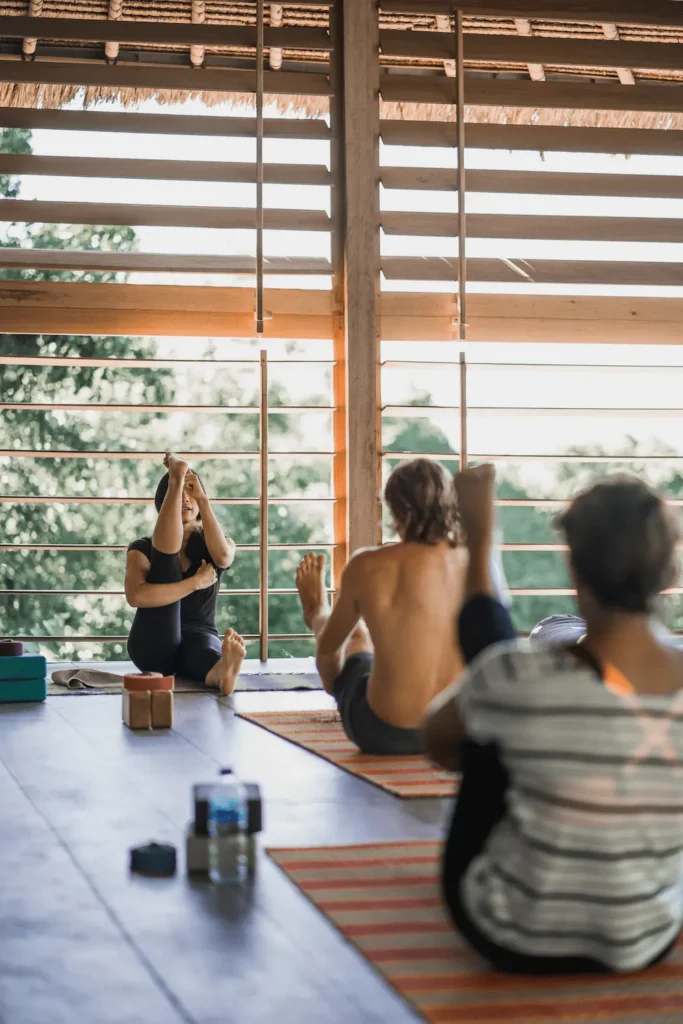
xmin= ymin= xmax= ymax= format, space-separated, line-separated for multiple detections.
xmin=4 ymin=283 xmax=683 ymax=343
xmin=0 ymin=307 xmax=331 ymax=338
xmin=382 ymin=211 xmax=683 ymax=244
xmin=382 ymin=257 xmax=683 ymax=286
xmin=465 ymin=293 xmax=683 ymax=344
xmin=0 ymin=281 xmax=452 ymax=340
xmin=0 ymin=106 xmax=330 ymax=139
xmin=329 ymin=0 xmax=348 ymax=588
xmin=0 ymin=199 xmax=330 ymax=231
xmin=0 ymin=153 xmax=331 ymax=187
xmin=380 ymin=120 xmax=683 ymax=155
xmin=0 ymin=250 xmax=332 ymax=274
xmin=378 ymin=1 xmax=683 ymax=28
xmin=343 ymin=0 xmax=381 ymax=552
xmin=380 ymin=28 xmax=683 ymax=73
xmin=382 ymin=166 xmax=683 ymax=200
xmin=0 ymin=58 xmax=331 ymax=97
xmin=0 ymin=15 xmax=331 ymax=50
xmin=380 ymin=73 xmax=683 ymax=113
xmin=0 ymin=281 xmax=456 ymax=316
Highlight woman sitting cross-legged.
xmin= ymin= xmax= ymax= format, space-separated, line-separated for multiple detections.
xmin=125 ymin=452 xmax=246 ymax=695
xmin=424 ymin=465 xmax=683 ymax=975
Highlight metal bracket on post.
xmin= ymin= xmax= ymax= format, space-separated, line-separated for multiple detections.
xmin=255 ymin=0 xmax=265 ymax=336
xmin=259 ymin=350 xmax=269 ymax=662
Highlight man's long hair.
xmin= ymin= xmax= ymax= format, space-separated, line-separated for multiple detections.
xmin=385 ymin=458 xmax=459 ymax=545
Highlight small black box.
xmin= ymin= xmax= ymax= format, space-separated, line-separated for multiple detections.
xmin=245 ymin=782 xmax=263 ymax=835
xmin=193 ymin=781 xmax=263 ymax=836
xmin=192 ymin=783 xmax=214 ymax=836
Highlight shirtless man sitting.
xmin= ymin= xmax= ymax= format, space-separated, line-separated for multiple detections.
xmin=295 ymin=458 xmax=467 ymax=755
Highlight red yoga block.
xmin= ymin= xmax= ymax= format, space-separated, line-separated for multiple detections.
xmin=123 ymin=672 xmax=174 ymax=692
xmin=0 ymin=640 xmax=24 ymax=657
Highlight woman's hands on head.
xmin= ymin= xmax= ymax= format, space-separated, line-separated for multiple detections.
xmin=193 ymin=559 xmax=217 ymax=591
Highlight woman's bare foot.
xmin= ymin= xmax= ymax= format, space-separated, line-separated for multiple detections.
xmin=296 ymin=553 xmax=329 ymax=631
xmin=205 ymin=629 xmax=246 ymax=694
xmin=219 ymin=628 xmax=246 ymax=696
xmin=164 ymin=451 xmax=189 ymax=484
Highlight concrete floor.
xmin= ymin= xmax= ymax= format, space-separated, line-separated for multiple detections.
xmin=0 ymin=689 xmax=451 ymax=1024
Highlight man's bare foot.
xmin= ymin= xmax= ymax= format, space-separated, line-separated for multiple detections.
xmin=219 ymin=628 xmax=246 ymax=696
xmin=296 ymin=553 xmax=329 ymax=631
xmin=454 ymin=464 xmax=496 ymax=551
xmin=164 ymin=451 xmax=189 ymax=484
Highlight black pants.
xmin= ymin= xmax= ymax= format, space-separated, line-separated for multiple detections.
xmin=445 ymin=595 xmax=677 ymax=974
xmin=127 ymin=547 xmax=222 ymax=682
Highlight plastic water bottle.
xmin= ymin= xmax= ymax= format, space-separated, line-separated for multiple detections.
xmin=208 ymin=768 xmax=248 ymax=884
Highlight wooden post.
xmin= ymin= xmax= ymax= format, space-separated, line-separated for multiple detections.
xmin=455 ymin=8 xmax=467 ymax=342
xmin=255 ymin=0 xmax=265 ymax=335
xmin=341 ymin=0 xmax=381 ymax=553
xmin=329 ymin=0 xmax=348 ymax=587
xmin=459 ymin=351 xmax=467 ymax=471
xmin=259 ymin=350 xmax=269 ymax=662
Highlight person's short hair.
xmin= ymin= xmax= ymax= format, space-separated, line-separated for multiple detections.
xmin=556 ymin=475 xmax=679 ymax=614
xmin=384 ymin=458 xmax=458 ymax=545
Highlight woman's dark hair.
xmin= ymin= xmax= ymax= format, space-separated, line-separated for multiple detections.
xmin=385 ymin=458 xmax=458 ymax=545
xmin=557 ymin=475 xmax=679 ymax=614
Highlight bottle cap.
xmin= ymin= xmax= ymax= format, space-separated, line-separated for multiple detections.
xmin=129 ymin=841 xmax=177 ymax=877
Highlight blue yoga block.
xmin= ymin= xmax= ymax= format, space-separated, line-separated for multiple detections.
xmin=0 ymin=654 xmax=47 ymax=681
xmin=0 ymin=677 xmax=47 ymax=703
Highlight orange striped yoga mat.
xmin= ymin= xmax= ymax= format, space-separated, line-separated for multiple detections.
xmin=269 ymin=840 xmax=683 ymax=1024
xmin=236 ymin=710 xmax=457 ymax=798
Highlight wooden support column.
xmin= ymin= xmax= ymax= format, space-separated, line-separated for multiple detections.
xmin=341 ymin=0 xmax=382 ymax=554
xmin=329 ymin=1 xmax=348 ymax=586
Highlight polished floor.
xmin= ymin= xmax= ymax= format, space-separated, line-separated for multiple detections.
xmin=0 ymin=689 xmax=451 ymax=1024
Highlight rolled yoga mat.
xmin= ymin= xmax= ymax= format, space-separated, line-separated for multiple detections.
xmin=123 ymin=672 xmax=174 ymax=692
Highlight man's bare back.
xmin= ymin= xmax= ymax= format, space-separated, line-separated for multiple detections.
xmin=297 ymin=542 xmax=466 ymax=729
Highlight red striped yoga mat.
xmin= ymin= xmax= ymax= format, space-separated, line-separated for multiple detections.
xmin=237 ymin=710 xmax=457 ymax=798
xmin=269 ymin=840 xmax=683 ymax=1024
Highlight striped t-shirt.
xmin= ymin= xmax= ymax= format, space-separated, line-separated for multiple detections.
xmin=457 ymin=641 xmax=683 ymax=971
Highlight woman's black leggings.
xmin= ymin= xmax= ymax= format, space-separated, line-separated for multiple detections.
xmin=127 ymin=547 xmax=222 ymax=682
xmin=444 ymin=595 xmax=676 ymax=974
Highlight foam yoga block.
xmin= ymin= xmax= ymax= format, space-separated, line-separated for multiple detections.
xmin=0 ymin=678 xmax=47 ymax=703
xmin=0 ymin=654 xmax=47 ymax=681
xmin=151 ymin=690 xmax=173 ymax=729
xmin=0 ymin=640 xmax=24 ymax=657
xmin=122 ymin=690 xmax=152 ymax=729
